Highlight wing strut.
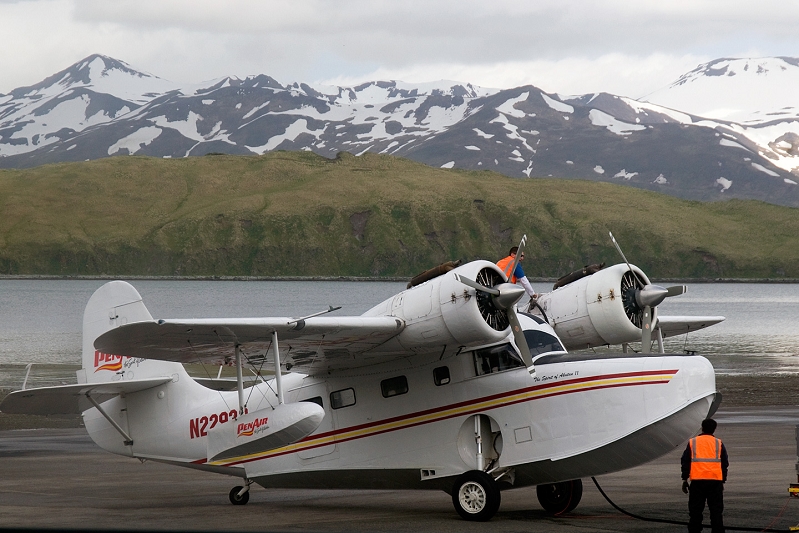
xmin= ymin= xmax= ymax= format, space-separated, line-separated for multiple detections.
xmin=272 ymin=331 xmax=284 ymax=405
xmin=85 ymin=392 xmax=133 ymax=446
xmin=235 ymin=344 xmax=245 ymax=414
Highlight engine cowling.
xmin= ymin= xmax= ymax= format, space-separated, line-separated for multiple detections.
xmin=536 ymin=263 xmax=655 ymax=350
xmin=362 ymin=260 xmax=513 ymax=353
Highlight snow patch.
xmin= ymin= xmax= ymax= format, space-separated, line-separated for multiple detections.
xmin=108 ymin=126 xmax=162 ymax=155
xmin=523 ymin=161 xmax=533 ymax=177
xmin=541 ymin=93 xmax=573 ymax=113
xmin=566 ymin=160 xmax=574 ymax=165
xmin=785 ymin=178 xmax=798 ymax=185
xmin=653 ymin=174 xmax=668 ymax=184
xmin=489 ymin=113 xmax=534 ymax=151
xmin=202 ymin=99 xmax=214 ymax=105
xmin=751 ymin=162 xmax=780 ymax=177
xmin=719 ymin=138 xmax=749 ymax=151
xmin=242 ymin=101 xmax=270 ymax=121
xmin=441 ymin=161 xmax=455 ymax=169
xmin=716 ymin=177 xmax=732 ymax=191
xmin=614 ymin=169 xmax=638 ymax=180
xmin=473 ymin=128 xmax=494 ymax=139
xmin=593 ymin=165 xmax=605 ymax=174
xmin=496 ymin=92 xmax=529 ymax=118
xmin=380 ymin=141 xmax=399 ymax=154
xmin=465 ymin=145 xmax=480 ymax=151
xmin=246 ymin=118 xmax=318 ymax=154
xmin=588 ymin=109 xmax=646 ymax=136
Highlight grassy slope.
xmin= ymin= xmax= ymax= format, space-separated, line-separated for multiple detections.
xmin=0 ymin=151 xmax=797 ymax=278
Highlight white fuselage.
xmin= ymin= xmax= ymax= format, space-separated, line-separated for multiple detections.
xmin=84 ymin=347 xmax=716 ymax=491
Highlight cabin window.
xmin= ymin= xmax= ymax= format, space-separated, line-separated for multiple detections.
xmin=473 ymin=343 xmax=524 ymax=376
xmin=380 ymin=376 xmax=408 ymax=398
xmin=300 ymin=396 xmax=323 ymax=408
xmin=330 ymin=388 xmax=356 ymax=409
xmin=523 ymin=330 xmax=566 ymax=357
xmin=433 ymin=366 xmax=450 ymax=386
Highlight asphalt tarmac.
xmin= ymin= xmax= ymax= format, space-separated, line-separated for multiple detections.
xmin=1 ymin=407 xmax=799 ymax=533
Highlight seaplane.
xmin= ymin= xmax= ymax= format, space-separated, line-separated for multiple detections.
xmin=1 ymin=234 xmax=724 ymax=521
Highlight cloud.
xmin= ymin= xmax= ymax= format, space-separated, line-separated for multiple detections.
xmin=2 ymin=1 xmax=799 ymax=96
xmin=321 ymin=53 xmax=709 ymax=98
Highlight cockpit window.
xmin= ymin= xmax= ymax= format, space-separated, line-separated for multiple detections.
xmin=473 ymin=343 xmax=525 ymax=376
xmin=523 ymin=330 xmax=565 ymax=356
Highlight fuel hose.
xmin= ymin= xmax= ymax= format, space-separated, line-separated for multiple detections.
xmin=591 ymin=477 xmax=793 ymax=532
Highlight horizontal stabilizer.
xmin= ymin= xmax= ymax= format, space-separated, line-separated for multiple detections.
xmin=0 ymin=377 xmax=173 ymax=415
xmin=657 ymin=315 xmax=726 ymax=338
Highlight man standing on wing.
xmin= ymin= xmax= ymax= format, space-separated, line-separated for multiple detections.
xmin=496 ymin=246 xmax=537 ymax=301
xmin=681 ymin=418 xmax=728 ymax=533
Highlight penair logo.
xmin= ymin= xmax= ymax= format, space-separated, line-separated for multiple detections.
xmin=94 ymin=350 xmax=124 ymax=372
xmin=237 ymin=417 xmax=269 ymax=438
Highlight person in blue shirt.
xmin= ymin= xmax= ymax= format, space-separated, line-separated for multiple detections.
xmin=496 ymin=247 xmax=537 ymax=300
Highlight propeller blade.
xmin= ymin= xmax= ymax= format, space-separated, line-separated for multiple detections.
xmin=507 ymin=307 xmax=533 ymax=368
xmin=504 ymin=234 xmax=527 ymax=281
xmin=453 ymin=274 xmax=500 ymax=295
xmin=641 ymin=305 xmax=653 ymax=353
xmin=666 ymin=285 xmax=687 ymax=297
xmin=636 ymin=284 xmax=669 ymax=309
xmin=609 ymin=231 xmax=645 ymax=289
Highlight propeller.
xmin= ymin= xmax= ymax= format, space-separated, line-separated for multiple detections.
xmin=504 ymin=234 xmax=527 ymax=281
xmin=453 ymin=235 xmax=534 ymax=367
xmin=609 ymin=232 xmax=687 ymax=353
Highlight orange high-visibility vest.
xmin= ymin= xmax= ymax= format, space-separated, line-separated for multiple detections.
xmin=496 ymin=256 xmax=517 ymax=283
xmin=689 ymin=435 xmax=723 ymax=481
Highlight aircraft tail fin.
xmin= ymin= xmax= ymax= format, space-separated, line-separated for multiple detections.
xmin=80 ymin=281 xmax=183 ymax=384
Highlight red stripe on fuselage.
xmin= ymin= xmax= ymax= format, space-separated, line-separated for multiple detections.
xmin=191 ymin=368 xmax=677 ymax=466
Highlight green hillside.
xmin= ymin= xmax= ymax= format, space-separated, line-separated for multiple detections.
xmin=0 ymin=151 xmax=797 ymax=279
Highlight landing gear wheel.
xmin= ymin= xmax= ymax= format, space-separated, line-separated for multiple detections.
xmin=451 ymin=470 xmax=501 ymax=521
xmin=536 ymin=479 xmax=582 ymax=514
xmin=229 ymin=486 xmax=250 ymax=505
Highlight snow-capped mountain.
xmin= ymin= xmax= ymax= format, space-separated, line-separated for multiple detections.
xmin=644 ymin=57 xmax=799 ymax=124
xmin=0 ymin=55 xmax=178 ymax=157
xmin=2 ymin=54 xmax=799 ymax=208
xmin=644 ymin=57 xmax=799 ymax=175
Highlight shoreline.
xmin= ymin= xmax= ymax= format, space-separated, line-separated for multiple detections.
xmin=1 ymin=274 xmax=798 ymax=283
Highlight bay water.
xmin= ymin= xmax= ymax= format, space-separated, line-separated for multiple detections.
xmin=0 ymin=279 xmax=797 ymax=389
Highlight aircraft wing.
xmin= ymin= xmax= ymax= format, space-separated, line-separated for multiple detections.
xmin=94 ymin=316 xmax=405 ymax=373
xmin=657 ymin=315 xmax=726 ymax=338
xmin=0 ymin=377 xmax=173 ymax=415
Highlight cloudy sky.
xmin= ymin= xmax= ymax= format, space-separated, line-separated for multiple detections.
xmin=2 ymin=0 xmax=799 ymax=98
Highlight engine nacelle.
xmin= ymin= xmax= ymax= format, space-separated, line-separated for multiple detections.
xmin=536 ymin=263 xmax=654 ymax=350
xmin=362 ymin=260 xmax=512 ymax=353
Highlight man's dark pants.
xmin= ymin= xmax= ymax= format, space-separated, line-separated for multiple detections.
xmin=688 ymin=479 xmax=724 ymax=533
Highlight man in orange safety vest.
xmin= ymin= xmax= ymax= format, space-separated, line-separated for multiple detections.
xmin=681 ymin=418 xmax=728 ymax=533
xmin=496 ymin=246 xmax=537 ymax=300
